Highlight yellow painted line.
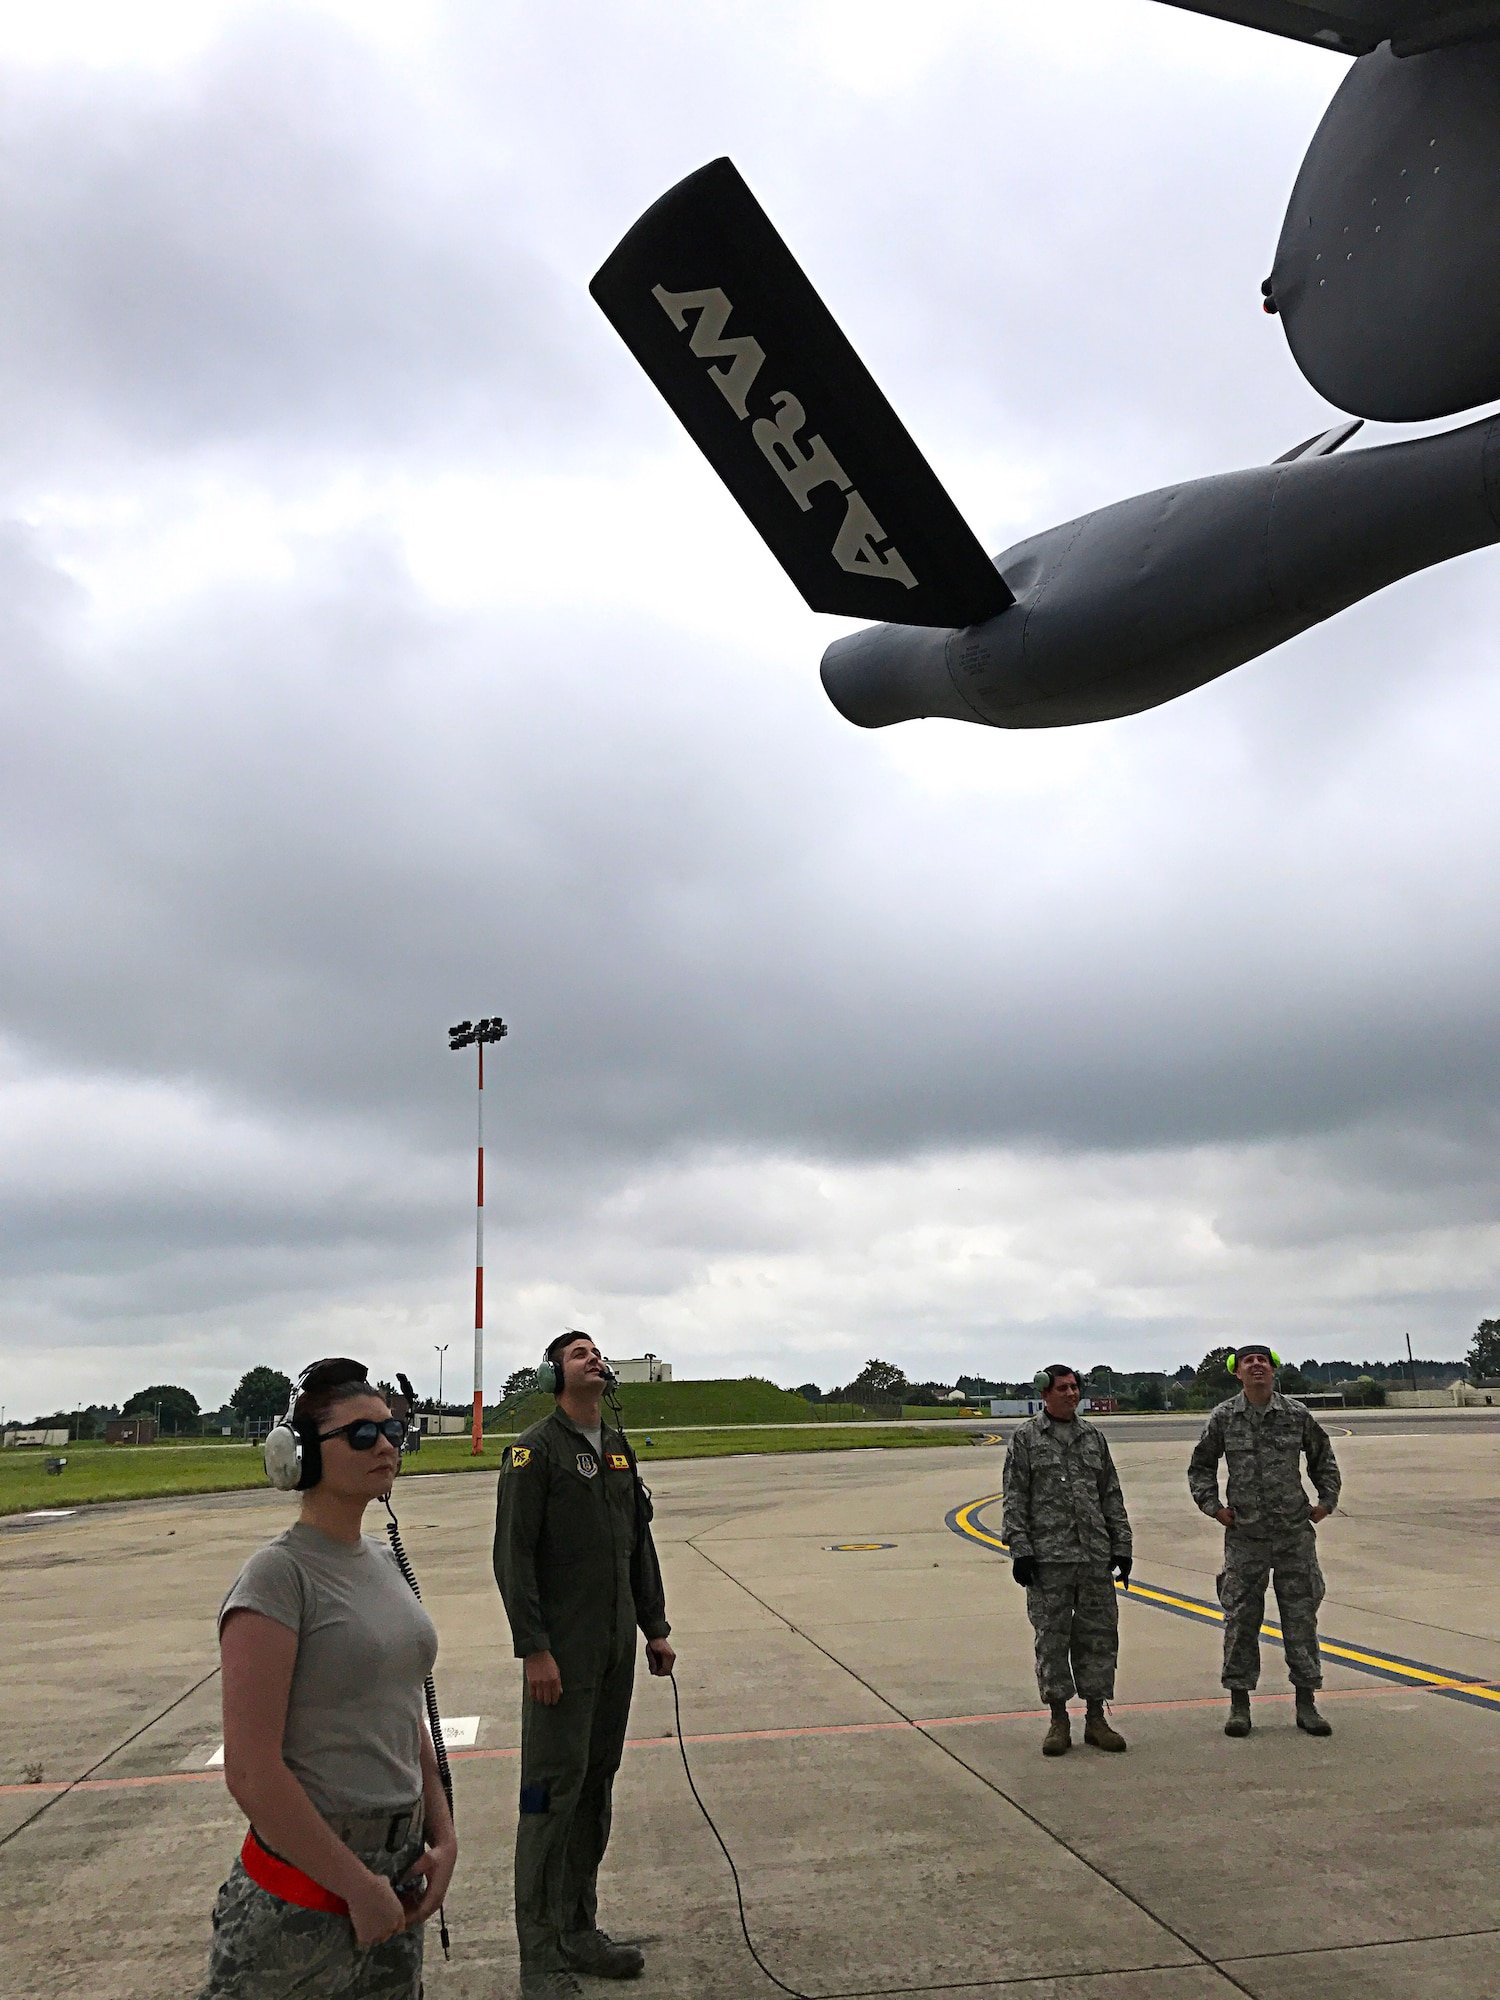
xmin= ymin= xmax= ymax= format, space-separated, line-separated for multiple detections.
xmin=950 ymin=1491 xmax=1007 ymax=1549
xmin=948 ymin=1490 xmax=1500 ymax=1710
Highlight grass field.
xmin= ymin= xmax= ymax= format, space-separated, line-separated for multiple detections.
xmin=0 ymin=1425 xmax=971 ymax=1515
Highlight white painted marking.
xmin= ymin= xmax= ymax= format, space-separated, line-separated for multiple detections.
xmin=20 ymin=1509 xmax=75 ymax=1520
xmin=207 ymin=1717 xmax=481 ymax=1764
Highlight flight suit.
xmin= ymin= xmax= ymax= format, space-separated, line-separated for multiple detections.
xmin=493 ymin=1406 xmax=669 ymax=1974
xmin=1187 ymin=1391 xmax=1341 ymax=1690
xmin=1001 ymin=1413 xmax=1132 ymax=1703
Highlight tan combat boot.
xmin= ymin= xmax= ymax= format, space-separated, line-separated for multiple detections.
xmin=1084 ymin=1701 xmax=1127 ymax=1751
xmin=1042 ymin=1702 xmax=1071 ymax=1756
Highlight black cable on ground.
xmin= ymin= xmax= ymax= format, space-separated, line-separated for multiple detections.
xmin=678 ymin=1535 xmax=1257 ymax=2000
xmin=668 ymin=1670 xmax=809 ymax=1999
xmin=667 ymin=1671 xmax=1203 ymax=2000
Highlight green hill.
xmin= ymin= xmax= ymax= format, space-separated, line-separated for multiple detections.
xmin=501 ymin=1377 xmax=874 ymax=1431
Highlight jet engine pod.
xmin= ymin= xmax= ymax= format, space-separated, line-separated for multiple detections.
xmin=821 ymin=413 xmax=1500 ymax=730
xmin=1269 ymin=40 xmax=1500 ymax=421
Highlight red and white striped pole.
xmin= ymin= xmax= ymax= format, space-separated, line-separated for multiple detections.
xmin=473 ymin=1036 xmax=485 ymax=1454
xmin=448 ymin=1015 xmax=507 ymax=1455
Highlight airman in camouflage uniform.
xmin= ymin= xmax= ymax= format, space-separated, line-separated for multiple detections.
xmin=1187 ymin=1342 xmax=1341 ymax=1739
xmin=199 ymin=1809 xmax=424 ymax=2000
xmin=1002 ymin=1365 xmax=1133 ymax=1756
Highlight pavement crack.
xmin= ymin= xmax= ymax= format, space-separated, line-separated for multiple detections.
xmin=1216 ymin=1922 xmax=1500 ymax=1965
xmin=0 ymin=1663 xmax=222 ymax=1851
xmin=685 ymin=1536 xmax=1256 ymax=1999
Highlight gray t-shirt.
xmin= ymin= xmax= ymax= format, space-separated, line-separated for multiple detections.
xmin=219 ymin=1522 xmax=438 ymax=1817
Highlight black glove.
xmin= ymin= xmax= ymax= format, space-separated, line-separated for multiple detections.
xmin=1113 ymin=1556 xmax=1132 ymax=1587
xmin=1011 ymin=1555 xmax=1038 ymax=1588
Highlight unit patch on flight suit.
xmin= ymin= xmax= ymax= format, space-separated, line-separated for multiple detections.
xmin=509 ymin=1447 xmax=531 ymax=1470
xmin=607 ymin=1452 xmax=629 ymax=1470
xmin=576 ymin=1451 xmax=598 ymax=1478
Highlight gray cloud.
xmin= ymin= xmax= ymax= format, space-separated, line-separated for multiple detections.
xmin=3 ymin=2 xmax=1498 ymax=1413
xmin=0 ymin=13 xmax=598 ymax=473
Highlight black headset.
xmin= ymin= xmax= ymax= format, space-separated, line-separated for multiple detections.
xmin=536 ymin=1331 xmax=617 ymax=1395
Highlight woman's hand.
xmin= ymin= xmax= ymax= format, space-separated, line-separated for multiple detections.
xmin=399 ymin=1830 xmax=458 ymax=1929
xmin=346 ymin=1868 xmax=407 ymax=1950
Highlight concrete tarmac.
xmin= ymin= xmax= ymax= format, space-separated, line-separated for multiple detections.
xmin=2 ymin=1416 xmax=1498 ymax=1999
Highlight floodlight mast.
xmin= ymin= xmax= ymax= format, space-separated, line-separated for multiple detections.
xmin=448 ymin=1015 xmax=508 ymax=1454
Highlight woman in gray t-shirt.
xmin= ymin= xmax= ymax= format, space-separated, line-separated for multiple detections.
xmin=200 ymin=1359 xmax=457 ymax=2000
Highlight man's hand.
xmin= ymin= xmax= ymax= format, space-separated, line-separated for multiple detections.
xmin=1113 ymin=1556 xmax=1132 ymax=1587
xmin=1310 ymin=1504 xmax=1331 ymax=1523
xmin=1214 ymin=1506 xmax=1235 ymax=1527
xmin=1011 ymin=1555 xmax=1038 ymax=1588
xmin=524 ymin=1649 xmax=563 ymax=1705
xmin=347 ymin=1869 xmax=407 ymax=1950
xmin=645 ymin=1637 xmax=676 ymax=1677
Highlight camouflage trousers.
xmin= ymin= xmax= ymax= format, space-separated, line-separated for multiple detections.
xmin=199 ymin=1805 xmax=425 ymax=2000
xmin=1217 ymin=1526 xmax=1325 ymax=1690
xmin=1024 ymin=1561 xmax=1119 ymax=1703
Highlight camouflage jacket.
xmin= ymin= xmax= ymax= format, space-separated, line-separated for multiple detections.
xmin=493 ymin=1405 xmax=669 ymax=1682
xmin=1187 ymin=1390 xmax=1341 ymax=1532
xmin=1000 ymin=1412 xmax=1132 ymax=1566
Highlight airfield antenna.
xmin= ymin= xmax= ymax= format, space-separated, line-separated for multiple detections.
xmin=447 ymin=1015 xmax=508 ymax=1454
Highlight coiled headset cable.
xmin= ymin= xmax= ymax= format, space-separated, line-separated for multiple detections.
xmin=383 ymin=1495 xmax=453 ymax=1960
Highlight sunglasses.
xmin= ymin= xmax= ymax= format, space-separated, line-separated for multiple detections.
xmin=318 ymin=1417 xmax=406 ymax=1450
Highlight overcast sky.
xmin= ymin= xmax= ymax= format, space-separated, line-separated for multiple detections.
xmin=3 ymin=0 xmax=1498 ymax=1419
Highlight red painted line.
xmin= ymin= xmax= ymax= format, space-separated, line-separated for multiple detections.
xmin=0 ymin=1681 xmax=1421 ymax=1800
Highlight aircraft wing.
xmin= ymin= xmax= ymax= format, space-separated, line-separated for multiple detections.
xmin=1151 ymin=0 xmax=1500 ymax=57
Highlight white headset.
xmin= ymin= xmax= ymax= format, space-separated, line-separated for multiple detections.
xmin=263 ymin=1384 xmax=308 ymax=1491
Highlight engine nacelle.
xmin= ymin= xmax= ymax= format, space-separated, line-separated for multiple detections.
xmin=1268 ymin=39 xmax=1500 ymax=421
xmin=821 ymin=412 xmax=1500 ymax=729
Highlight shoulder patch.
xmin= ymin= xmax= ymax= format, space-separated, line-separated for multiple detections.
xmin=509 ymin=1447 xmax=532 ymax=1470
xmin=607 ymin=1451 xmax=629 ymax=1471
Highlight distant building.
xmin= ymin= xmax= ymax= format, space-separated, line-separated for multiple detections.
xmin=609 ymin=1354 xmax=672 ymax=1384
xmin=991 ymin=1398 xmax=1094 ymax=1417
xmin=3 ymin=1429 xmax=70 ymax=1448
xmin=1452 ymin=1381 xmax=1499 ymax=1407
xmin=105 ymin=1416 xmax=157 ymax=1445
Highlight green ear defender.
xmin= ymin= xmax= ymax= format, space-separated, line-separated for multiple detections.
xmin=536 ymin=1357 xmax=560 ymax=1393
xmin=1226 ymin=1348 xmax=1281 ymax=1373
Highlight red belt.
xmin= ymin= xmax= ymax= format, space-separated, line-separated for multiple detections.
xmin=240 ymin=1829 xmax=349 ymax=1915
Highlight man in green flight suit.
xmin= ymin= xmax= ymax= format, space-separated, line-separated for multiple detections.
xmin=494 ymin=1331 xmax=675 ymax=1998
xmin=1187 ymin=1342 xmax=1341 ymax=1740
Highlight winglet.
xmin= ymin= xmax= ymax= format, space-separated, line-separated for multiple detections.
xmin=590 ymin=158 xmax=1013 ymax=631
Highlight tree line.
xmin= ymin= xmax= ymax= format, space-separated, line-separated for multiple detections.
xmin=22 ymin=1323 xmax=1499 ymax=1435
